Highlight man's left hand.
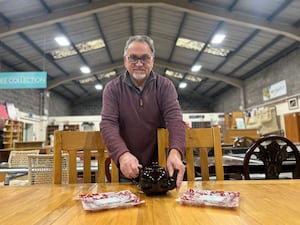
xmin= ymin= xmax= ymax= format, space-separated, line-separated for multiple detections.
xmin=166 ymin=149 xmax=185 ymax=191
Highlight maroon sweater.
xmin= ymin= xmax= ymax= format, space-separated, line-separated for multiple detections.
xmin=100 ymin=71 xmax=186 ymax=167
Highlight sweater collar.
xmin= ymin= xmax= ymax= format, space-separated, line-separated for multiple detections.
xmin=123 ymin=71 xmax=156 ymax=92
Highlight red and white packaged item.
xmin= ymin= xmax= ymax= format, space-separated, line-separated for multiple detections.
xmin=177 ymin=189 xmax=240 ymax=208
xmin=79 ymin=190 xmax=145 ymax=211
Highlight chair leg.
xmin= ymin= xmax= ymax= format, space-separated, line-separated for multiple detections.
xmin=4 ymin=172 xmax=28 ymax=185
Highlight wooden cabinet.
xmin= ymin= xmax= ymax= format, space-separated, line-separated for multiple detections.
xmin=284 ymin=112 xmax=300 ymax=143
xmin=3 ymin=120 xmax=23 ymax=149
xmin=46 ymin=124 xmax=80 ymax=145
xmin=224 ymin=111 xmax=244 ymax=129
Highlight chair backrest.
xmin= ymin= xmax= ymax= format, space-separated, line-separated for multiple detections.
xmin=243 ymin=135 xmax=300 ymax=179
xmin=158 ymin=127 xmax=224 ymax=181
xmin=53 ymin=131 xmax=119 ymax=184
xmin=8 ymin=150 xmax=40 ymax=168
xmin=28 ymin=154 xmax=69 ymax=184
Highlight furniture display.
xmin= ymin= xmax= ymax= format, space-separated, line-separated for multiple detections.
xmin=157 ymin=127 xmax=224 ymax=181
xmin=224 ymin=111 xmax=244 ymax=129
xmin=245 ymin=107 xmax=280 ymax=135
xmin=2 ymin=120 xmax=23 ymax=149
xmin=46 ymin=124 xmax=80 ymax=145
xmin=0 ymin=145 xmax=53 ymax=163
xmin=0 ymin=120 xmax=24 ymax=162
xmin=284 ymin=112 xmax=300 ymax=143
xmin=0 ymin=152 xmax=100 ymax=185
xmin=1 ymin=180 xmax=300 ymax=224
xmin=53 ymin=131 xmax=119 ymax=184
xmin=243 ymin=135 xmax=300 ymax=179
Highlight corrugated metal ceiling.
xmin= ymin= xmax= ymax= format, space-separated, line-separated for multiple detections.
xmin=0 ymin=0 xmax=299 ymax=109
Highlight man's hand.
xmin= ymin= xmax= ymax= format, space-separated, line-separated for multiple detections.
xmin=119 ymin=152 xmax=142 ymax=179
xmin=166 ymin=149 xmax=186 ymax=191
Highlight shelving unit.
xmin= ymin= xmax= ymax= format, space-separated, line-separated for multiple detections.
xmin=3 ymin=120 xmax=23 ymax=149
xmin=46 ymin=124 xmax=80 ymax=145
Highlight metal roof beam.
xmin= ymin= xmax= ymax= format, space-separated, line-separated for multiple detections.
xmin=0 ymin=0 xmax=299 ymax=41
xmin=47 ymin=58 xmax=242 ymax=90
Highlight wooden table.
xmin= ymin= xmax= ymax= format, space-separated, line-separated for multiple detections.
xmin=0 ymin=180 xmax=300 ymax=225
xmin=0 ymin=146 xmax=53 ymax=162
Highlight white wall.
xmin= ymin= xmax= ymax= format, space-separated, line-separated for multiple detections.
xmin=17 ymin=111 xmax=47 ymax=142
xmin=183 ymin=112 xmax=224 ymax=128
xmin=48 ymin=115 xmax=101 ymax=131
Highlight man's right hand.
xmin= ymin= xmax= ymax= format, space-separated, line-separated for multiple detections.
xmin=119 ymin=152 xmax=142 ymax=179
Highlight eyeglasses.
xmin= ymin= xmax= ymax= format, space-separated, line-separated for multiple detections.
xmin=126 ymin=55 xmax=152 ymax=64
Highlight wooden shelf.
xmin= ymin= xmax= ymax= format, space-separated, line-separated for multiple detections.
xmin=0 ymin=120 xmax=23 ymax=162
xmin=3 ymin=120 xmax=23 ymax=149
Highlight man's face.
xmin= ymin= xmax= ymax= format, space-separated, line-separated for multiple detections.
xmin=124 ymin=41 xmax=154 ymax=85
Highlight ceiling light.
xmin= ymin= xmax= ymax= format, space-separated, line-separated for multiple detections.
xmin=54 ymin=36 xmax=70 ymax=46
xmin=176 ymin=37 xmax=230 ymax=57
xmin=165 ymin=70 xmax=183 ymax=79
xmin=211 ymin=34 xmax=226 ymax=44
xmin=191 ymin=64 xmax=202 ymax=72
xmin=80 ymin=66 xmax=91 ymax=74
xmin=79 ymin=71 xmax=117 ymax=84
xmin=186 ymin=75 xmax=202 ymax=82
xmin=79 ymin=77 xmax=96 ymax=84
xmin=50 ymin=38 xmax=105 ymax=59
xmin=179 ymin=82 xmax=187 ymax=89
xmin=95 ymin=84 xmax=103 ymax=90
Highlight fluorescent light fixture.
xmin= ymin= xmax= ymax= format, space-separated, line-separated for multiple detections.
xmin=211 ymin=34 xmax=226 ymax=44
xmin=79 ymin=71 xmax=117 ymax=84
xmin=191 ymin=64 xmax=202 ymax=72
xmin=179 ymin=82 xmax=187 ymax=89
xmin=54 ymin=36 xmax=70 ymax=46
xmin=80 ymin=66 xmax=91 ymax=74
xmin=50 ymin=38 xmax=106 ymax=59
xmin=95 ymin=84 xmax=103 ymax=90
xmin=186 ymin=75 xmax=201 ymax=82
xmin=165 ymin=70 xmax=183 ymax=79
xmin=176 ymin=37 xmax=230 ymax=57
xmin=165 ymin=69 xmax=201 ymax=83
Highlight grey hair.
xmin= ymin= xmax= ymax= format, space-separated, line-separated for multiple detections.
xmin=123 ymin=35 xmax=155 ymax=57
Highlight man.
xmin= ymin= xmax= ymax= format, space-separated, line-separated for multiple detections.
xmin=100 ymin=35 xmax=186 ymax=189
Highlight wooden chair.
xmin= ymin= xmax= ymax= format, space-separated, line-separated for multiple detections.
xmin=28 ymin=154 xmax=69 ymax=184
xmin=53 ymin=131 xmax=119 ymax=184
xmin=243 ymin=135 xmax=300 ymax=180
xmin=8 ymin=150 xmax=40 ymax=168
xmin=158 ymin=127 xmax=224 ymax=181
xmin=4 ymin=150 xmax=40 ymax=185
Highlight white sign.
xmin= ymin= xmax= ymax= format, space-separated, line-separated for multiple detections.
xmin=262 ymin=80 xmax=286 ymax=101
